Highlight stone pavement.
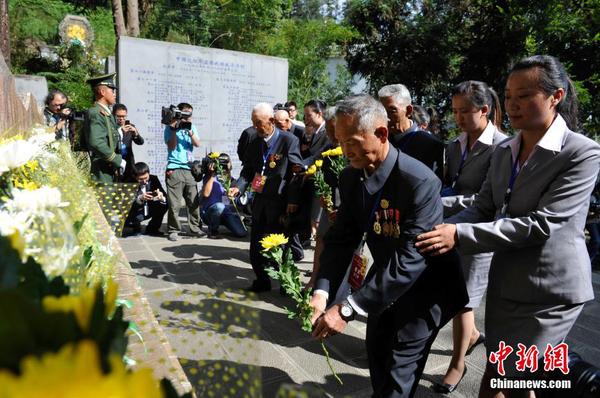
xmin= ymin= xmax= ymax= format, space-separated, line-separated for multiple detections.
xmin=119 ymin=229 xmax=600 ymax=398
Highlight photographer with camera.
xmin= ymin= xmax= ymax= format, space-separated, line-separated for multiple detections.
xmin=163 ymin=102 xmax=204 ymax=241
xmin=113 ymin=104 xmax=144 ymax=182
xmin=124 ymin=162 xmax=167 ymax=236
xmin=44 ymin=89 xmax=74 ymax=142
xmin=199 ymin=153 xmax=247 ymax=239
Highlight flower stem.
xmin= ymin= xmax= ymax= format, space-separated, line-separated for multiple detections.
xmin=321 ymin=339 xmax=343 ymax=385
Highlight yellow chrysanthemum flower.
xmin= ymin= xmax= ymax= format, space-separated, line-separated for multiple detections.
xmin=42 ymin=280 xmax=119 ymax=331
xmin=260 ymin=233 xmax=288 ymax=252
xmin=306 ymin=165 xmax=317 ymax=176
xmin=67 ymin=25 xmax=87 ymax=44
xmin=0 ymin=340 xmax=163 ymax=398
xmin=208 ymin=152 xmax=221 ymax=159
xmin=331 ymin=146 xmax=343 ymax=156
xmin=8 ymin=231 xmax=26 ymax=262
xmin=315 ymin=159 xmax=323 ymax=168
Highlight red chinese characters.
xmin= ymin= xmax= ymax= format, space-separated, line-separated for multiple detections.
xmin=488 ymin=342 xmax=570 ymax=376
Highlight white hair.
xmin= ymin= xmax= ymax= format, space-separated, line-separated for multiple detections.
xmin=377 ymin=84 xmax=412 ymax=105
xmin=252 ymin=102 xmax=274 ymax=118
xmin=273 ymin=109 xmax=289 ymax=119
xmin=323 ymin=106 xmax=337 ymax=122
xmin=335 ymin=95 xmax=388 ymax=132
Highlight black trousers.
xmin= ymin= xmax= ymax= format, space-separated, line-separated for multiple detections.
xmin=249 ymin=200 xmax=285 ymax=283
xmin=366 ymin=303 xmax=440 ymax=398
xmin=126 ymin=201 xmax=168 ymax=232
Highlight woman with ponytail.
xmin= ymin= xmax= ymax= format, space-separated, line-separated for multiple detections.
xmin=434 ymin=81 xmax=508 ymax=394
xmin=417 ymin=55 xmax=600 ymax=397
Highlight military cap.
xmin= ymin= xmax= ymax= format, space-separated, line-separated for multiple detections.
xmin=86 ymin=73 xmax=117 ymax=89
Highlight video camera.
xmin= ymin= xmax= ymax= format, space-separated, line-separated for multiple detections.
xmin=161 ymin=105 xmax=192 ymax=130
xmin=190 ymin=153 xmax=231 ymax=182
xmin=58 ymin=103 xmax=86 ymax=122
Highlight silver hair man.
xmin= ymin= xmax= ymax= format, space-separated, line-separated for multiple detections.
xmin=377 ymin=84 xmax=412 ymax=105
xmin=335 ymin=95 xmax=388 ymax=133
xmin=252 ymin=102 xmax=274 ymax=118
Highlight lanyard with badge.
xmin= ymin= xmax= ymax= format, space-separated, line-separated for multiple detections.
xmin=441 ymin=144 xmax=469 ymax=197
xmin=348 ymin=185 xmax=383 ymax=291
xmin=251 ymin=131 xmax=280 ymax=193
xmin=498 ymin=155 xmax=521 ymax=219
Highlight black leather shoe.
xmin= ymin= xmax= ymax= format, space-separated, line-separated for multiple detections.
xmin=433 ymin=366 xmax=467 ymax=394
xmin=245 ymin=280 xmax=272 ymax=293
xmin=465 ymin=332 xmax=485 ymax=356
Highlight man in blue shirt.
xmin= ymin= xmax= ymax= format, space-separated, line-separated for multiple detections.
xmin=163 ymin=103 xmax=204 ymax=241
xmin=200 ymin=153 xmax=247 ymax=239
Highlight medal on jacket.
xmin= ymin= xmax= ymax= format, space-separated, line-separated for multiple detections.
xmin=393 ymin=209 xmax=401 ymax=238
xmin=380 ymin=199 xmax=389 ymax=209
xmin=269 ymin=161 xmax=276 ymax=168
xmin=383 ymin=208 xmax=392 ymax=237
xmin=373 ymin=212 xmax=382 ymax=234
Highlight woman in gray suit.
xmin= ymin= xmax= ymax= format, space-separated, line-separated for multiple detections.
xmin=434 ymin=81 xmax=507 ymax=394
xmin=416 ymin=55 xmax=600 ymax=397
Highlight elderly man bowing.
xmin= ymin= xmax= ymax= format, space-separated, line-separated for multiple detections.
xmin=310 ymin=95 xmax=466 ymax=397
xmin=231 ymin=103 xmax=303 ymax=293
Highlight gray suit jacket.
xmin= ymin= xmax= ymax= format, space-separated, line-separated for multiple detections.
xmin=443 ymin=124 xmax=507 ymax=217
xmin=448 ymin=118 xmax=600 ymax=304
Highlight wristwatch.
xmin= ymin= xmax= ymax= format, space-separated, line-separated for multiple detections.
xmin=340 ymin=300 xmax=355 ymax=322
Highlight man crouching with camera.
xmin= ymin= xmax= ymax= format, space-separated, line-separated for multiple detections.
xmin=125 ymin=162 xmax=167 ymax=236
xmin=199 ymin=153 xmax=247 ymax=239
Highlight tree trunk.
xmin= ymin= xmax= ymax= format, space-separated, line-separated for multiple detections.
xmin=0 ymin=0 xmax=9 ymax=67
xmin=112 ymin=0 xmax=127 ymax=38
xmin=126 ymin=0 xmax=140 ymax=37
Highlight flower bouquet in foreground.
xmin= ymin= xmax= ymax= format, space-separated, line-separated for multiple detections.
xmin=260 ymin=234 xmax=342 ymax=385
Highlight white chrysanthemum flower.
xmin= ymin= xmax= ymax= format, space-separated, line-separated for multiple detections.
xmin=28 ymin=132 xmax=57 ymax=147
xmin=4 ymin=186 xmax=69 ymax=215
xmin=0 ymin=139 xmax=42 ymax=174
xmin=0 ymin=210 xmax=27 ymax=235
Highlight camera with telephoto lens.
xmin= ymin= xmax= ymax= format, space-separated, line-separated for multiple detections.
xmin=190 ymin=153 xmax=231 ymax=182
xmin=58 ymin=103 xmax=86 ymax=122
xmin=161 ymin=105 xmax=192 ymax=129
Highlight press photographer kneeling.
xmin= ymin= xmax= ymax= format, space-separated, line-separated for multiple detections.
xmin=198 ymin=153 xmax=247 ymax=239
xmin=125 ymin=162 xmax=168 ymax=236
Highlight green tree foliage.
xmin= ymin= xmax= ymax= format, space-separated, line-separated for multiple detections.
xmin=9 ymin=0 xmax=114 ymax=108
xmin=345 ymin=0 xmax=600 ymax=135
xmin=258 ymin=18 xmax=357 ymax=107
xmin=142 ymin=0 xmax=357 ymax=108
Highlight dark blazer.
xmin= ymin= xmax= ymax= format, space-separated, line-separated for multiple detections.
xmin=120 ymin=128 xmax=144 ymax=182
xmin=237 ymin=129 xmax=303 ymax=223
xmin=299 ymin=124 xmax=331 ymax=165
xmin=237 ymin=126 xmax=257 ymax=165
xmin=388 ymin=122 xmax=444 ymax=181
xmin=316 ymin=145 xmax=467 ymax=325
xmin=131 ymin=174 xmax=167 ymax=210
xmin=289 ymin=123 xmax=305 ymax=142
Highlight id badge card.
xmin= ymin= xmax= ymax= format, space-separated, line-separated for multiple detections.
xmin=348 ymin=248 xmax=369 ymax=291
xmin=186 ymin=149 xmax=194 ymax=163
xmin=251 ymin=174 xmax=266 ymax=193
